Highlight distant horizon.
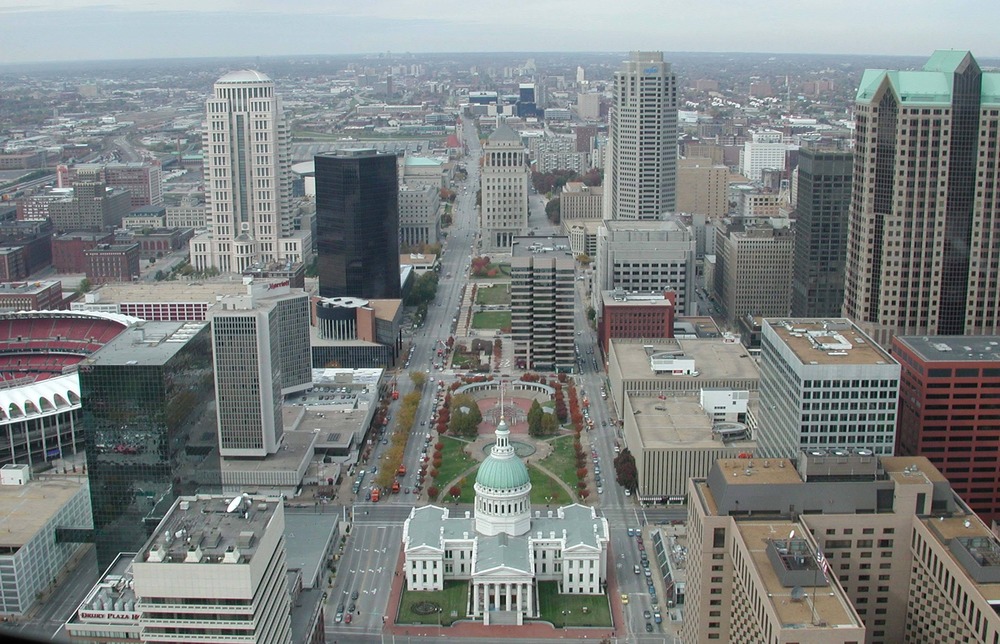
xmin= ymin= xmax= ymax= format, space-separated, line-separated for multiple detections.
xmin=0 ymin=1 xmax=997 ymax=66
xmin=4 ymin=49 xmax=1000 ymax=73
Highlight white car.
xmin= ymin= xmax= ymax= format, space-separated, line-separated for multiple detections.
xmin=597 ymin=487 xmax=603 ymax=494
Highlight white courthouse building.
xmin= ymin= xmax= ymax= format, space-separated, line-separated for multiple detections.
xmin=402 ymin=416 xmax=609 ymax=625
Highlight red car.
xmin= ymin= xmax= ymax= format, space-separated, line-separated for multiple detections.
xmin=345 ymin=614 xmax=352 ymax=624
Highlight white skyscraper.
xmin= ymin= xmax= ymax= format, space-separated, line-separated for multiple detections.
xmin=605 ymin=52 xmax=678 ymax=221
xmin=479 ymin=123 xmax=530 ymax=252
xmin=192 ymin=71 xmax=298 ymax=273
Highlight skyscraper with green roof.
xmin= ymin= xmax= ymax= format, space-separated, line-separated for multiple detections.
xmin=843 ymin=50 xmax=1000 ymax=347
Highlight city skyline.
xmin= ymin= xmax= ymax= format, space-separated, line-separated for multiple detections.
xmin=0 ymin=0 xmax=998 ymax=64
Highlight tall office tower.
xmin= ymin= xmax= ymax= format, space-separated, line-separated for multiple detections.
xmin=315 ymin=149 xmax=401 ymax=299
xmin=133 ymin=494 xmax=292 ymax=644
xmin=511 ymin=236 xmax=575 ymax=372
xmin=80 ymin=321 xmax=218 ymax=571
xmin=755 ymin=318 xmax=900 ymax=459
xmin=843 ymin=51 xmax=1000 ymax=347
xmin=479 ymin=124 xmax=530 ymax=252
xmin=605 ymin=51 xmax=678 ymax=221
xmin=208 ymin=283 xmax=311 ymax=458
xmin=790 ymin=146 xmax=853 ymax=317
xmin=676 ymin=157 xmax=729 ymax=218
xmin=713 ymin=218 xmax=794 ymax=326
xmin=193 ymin=71 xmax=294 ymax=273
xmin=683 ymin=455 xmax=1000 ymax=644
xmin=893 ymin=335 xmax=1000 ymax=523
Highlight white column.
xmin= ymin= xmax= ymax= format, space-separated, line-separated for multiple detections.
xmin=506 ymin=583 xmax=512 ymax=611
xmin=474 ymin=583 xmax=480 ymax=616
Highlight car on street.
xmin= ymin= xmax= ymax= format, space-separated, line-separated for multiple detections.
xmin=351 ymin=590 xmax=359 ymax=600
xmin=597 ymin=487 xmax=603 ymax=494
xmin=348 ymin=602 xmax=355 ymax=613
xmin=654 ymin=611 xmax=662 ymax=624
xmin=643 ymin=610 xmax=651 ymax=619
xmin=634 ymin=565 xmax=641 ymax=574
xmin=345 ymin=614 xmax=352 ymax=624
xmin=621 ymin=593 xmax=629 ymax=605
xmin=645 ymin=622 xmax=654 ymax=632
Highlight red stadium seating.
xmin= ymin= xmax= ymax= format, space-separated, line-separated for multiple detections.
xmin=0 ymin=314 xmax=127 ymax=384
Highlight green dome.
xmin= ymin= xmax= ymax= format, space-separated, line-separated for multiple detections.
xmin=476 ymin=452 xmax=530 ymax=491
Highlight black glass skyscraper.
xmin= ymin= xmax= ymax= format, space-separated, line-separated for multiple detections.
xmin=315 ymin=150 xmax=400 ymax=299
xmin=80 ymin=322 xmax=219 ymax=570
xmin=790 ymin=146 xmax=853 ymax=318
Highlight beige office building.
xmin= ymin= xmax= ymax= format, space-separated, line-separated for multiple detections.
xmin=559 ymin=182 xmax=603 ymax=221
xmin=132 ymin=494 xmax=292 ymax=644
xmin=685 ymin=454 xmax=1000 ymax=644
xmin=677 ymin=158 xmax=728 ymax=218
xmin=713 ymin=218 xmax=794 ymax=326
xmin=480 ymin=124 xmax=529 ymax=252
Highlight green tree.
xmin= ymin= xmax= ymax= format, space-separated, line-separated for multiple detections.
xmin=76 ymin=278 xmax=92 ymax=294
xmin=576 ymin=253 xmax=592 ymax=266
xmin=410 ymin=371 xmax=427 ymax=388
xmin=545 ymin=197 xmax=561 ymax=224
xmin=541 ymin=412 xmax=559 ymax=435
xmin=527 ymin=400 xmax=544 ymax=436
xmin=449 ymin=393 xmax=483 ymax=438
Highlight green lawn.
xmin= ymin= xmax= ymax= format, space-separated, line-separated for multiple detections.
xmin=475 ymin=285 xmax=510 ymax=305
xmin=432 ymin=436 xmax=476 ymax=494
xmin=471 ymin=263 xmax=511 ymax=279
xmin=535 ymin=581 xmax=612 ymax=627
xmin=471 ymin=311 xmax=511 ymax=329
xmin=540 ymin=436 xmax=578 ymax=488
xmin=451 ymin=352 xmax=482 ymax=368
xmin=398 ymin=580 xmax=468 ymax=626
xmin=528 ymin=465 xmax=572 ymax=505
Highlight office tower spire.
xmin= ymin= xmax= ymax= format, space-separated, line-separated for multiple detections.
xmin=193 ymin=71 xmax=295 ymax=273
xmin=843 ymin=51 xmax=1000 ymax=346
xmin=605 ymin=52 xmax=678 ymax=221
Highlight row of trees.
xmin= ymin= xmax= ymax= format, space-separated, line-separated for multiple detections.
xmin=527 ymin=400 xmax=560 ymax=436
xmin=373 ymin=390 xmax=422 ymax=489
xmin=448 ymin=393 xmax=483 ymax=438
xmin=530 ymin=168 xmax=602 ymax=195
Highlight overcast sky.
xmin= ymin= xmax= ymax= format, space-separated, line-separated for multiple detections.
xmin=1 ymin=0 xmax=996 ymax=65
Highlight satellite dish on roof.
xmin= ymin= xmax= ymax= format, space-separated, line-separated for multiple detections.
xmin=790 ymin=586 xmax=806 ymax=602
xmin=226 ymin=497 xmax=241 ymax=513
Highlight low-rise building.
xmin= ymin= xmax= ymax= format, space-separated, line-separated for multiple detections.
xmin=84 ymin=243 xmax=141 ymax=284
xmin=0 ymin=279 xmax=64 ymax=311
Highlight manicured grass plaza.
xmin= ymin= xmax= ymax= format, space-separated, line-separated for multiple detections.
xmin=539 ymin=435 xmax=579 ymax=490
xmin=536 ymin=581 xmax=612 ymax=627
xmin=432 ymin=436 xmax=476 ymax=493
xmin=471 ymin=311 xmax=511 ymax=329
xmin=475 ymin=285 xmax=511 ymax=305
xmin=527 ymin=465 xmax=571 ymax=505
xmin=398 ymin=580 xmax=469 ymax=626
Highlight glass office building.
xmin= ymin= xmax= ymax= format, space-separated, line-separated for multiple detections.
xmin=315 ymin=149 xmax=401 ymax=300
xmin=80 ymin=322 xmax=220 ymax=570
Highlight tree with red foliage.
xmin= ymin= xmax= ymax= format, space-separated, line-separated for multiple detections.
xmin=580 ymin=489 xmax=591 ymax=499
xmin=449 ymin=485 xmax=462 ymax=499
xmin=428 ymin=485 xmax=439 ymax=500
xmin=576 ymin=467 xmax=588 ymax=480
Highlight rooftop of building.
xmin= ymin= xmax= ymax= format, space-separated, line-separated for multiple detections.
xmin=601 ymin=290 xmax=674 ymax=307
xmin=216 ymin=70 xmax=271 ymax=84
xmin=511 ymin=236 xmax=574 ymax=260
xmin=674 ymin=317 xmax=723 ymax=339
xmin=219 ymin=430 xmax=317 ymax=475
xmin=881 ymin=456 xmax=949 ymax=485
xmin=561 ymin=182 xmax=603 ymax=194
xmin=316 ymin=148 xmax=389 ymax=159
xmin=0 ymin=475 xmax=87 ymax=548
xmin=404 ymin=156 xmax=443 ymax=167
xmin=81 ymin=280 xmax=254 ymax=305
xmin=400 ymin=253 xmax=438 ymax=266
xmin=764 ymin=318 xmax=896 ymax=367
xmin=737 ymin=521 xmax=862 ymax=631
xmin=894 ymin=335 xmax=1000 ymax=363
xmin=69 ymin=552 xmax=139 ymax=625
xmin=631 ymin=395 xmax=754 ymax=450
xmin=602 ymin=219 xmax=688 ymax=234
xmin=610 ymin=338 xmax=760 ymax=382
xmin=128 ymin=205 xmax=167 ymax=216
xmin=0 ymin=279 xmax=60 ymax=294
xmin=54 ymin=231 xmax=112 ymax=241
xmin=140 ymin=494 xmax=280 ymax=565
xmin=713 ymin=457 xmax=802 ymax=485
xmin=84 ymin=243 xmax=139 ymax=253
xmin=83 ymin=321 xmax=206 ymax=366
xmin=857 ymin=51 xmax=1000 ymax=106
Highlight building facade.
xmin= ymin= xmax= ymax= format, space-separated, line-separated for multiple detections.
xmin=80 ymin=321 xmax=219 ymax=571
xmin=713 ymin=218 xmax=794 ymax=326
xmin=684 ymin=455 xmax=1000 ymax=644
xmin=510 ymin=237 xmax=575 ymax=372
xmin=558 ymin=182 xmax=603 ymax=221
xmin=0 ymin=279 xmax=63 ymax=311
xmin=756 ymin=318 xmax=900 ymax=459
xmin=209 ymin=285 xmax=311 ymax=458
xmin=606 ymin=52 xmax=678 ymax=221
xmin=843 ymin=51 xmax=1000 ymax=346
xmin=597 ymin=290 xmax=675 ymax=354
xmin=596 ymin=220 xmax=696 ymax=316
xmin=58 ymin=162 xmax=164 ymax=209
xmin=894 ymin=335 xmax=1000 ymax=524
xmin=677 ymin=157 xmax=729 ymax=218
xmin=49 ymin=181 xmax=131 ymax=232
xmin=790 ymin=147 xmax=853 ymax=318
xmin=480 ymin=124 xmax=530 ymax=252
xmin=738 ymin=130 xmax=790 ymax=182
xmin=398 ymin=184 xmax=440 ymax=248
xmin=84 ymin=243 xmax=141 ymax=284
xmin=132 ymin=494 xmax=292 ymax=644
xmin=192 ymin=71 xmax=295 ymax=273
xmin=315 ymin=149 xmax=401 ymax=299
